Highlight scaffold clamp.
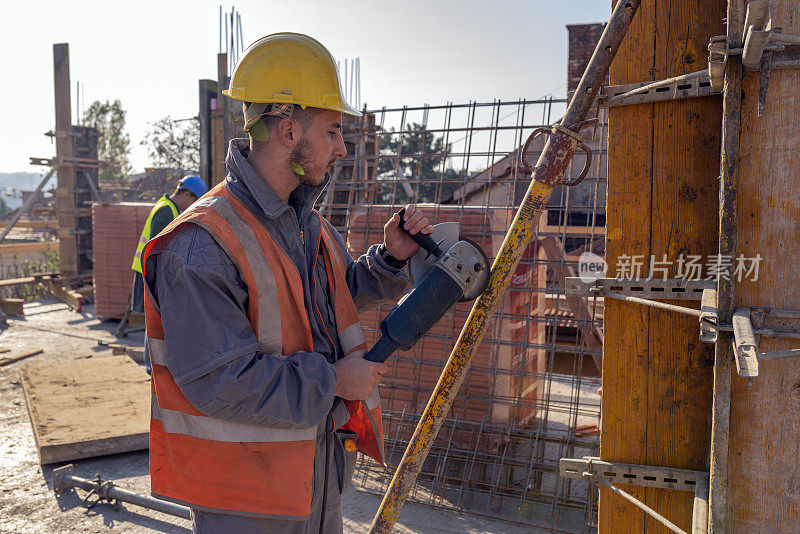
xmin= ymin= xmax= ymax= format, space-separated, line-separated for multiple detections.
xmin=567 ymin=277 xmax=800 ymax=378
xmin=566 ymin=277 xmax=717 ymax=346
xmin=560 ymin=456 xmax=709 ymax=534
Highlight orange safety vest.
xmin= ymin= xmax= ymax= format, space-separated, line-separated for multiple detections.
xmin=141 ymin=182 xmax=384 ymax=519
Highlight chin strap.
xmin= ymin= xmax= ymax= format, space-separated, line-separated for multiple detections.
xmin=242 ymin=97 xmax=305 ymax=176
xmin=242 ymin=93 xmax=295 ymax=142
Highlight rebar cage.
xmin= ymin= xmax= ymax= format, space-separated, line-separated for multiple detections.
xmin=320 ymin=99 xmax=607 ymax=532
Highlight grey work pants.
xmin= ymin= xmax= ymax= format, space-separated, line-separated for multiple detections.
xmin=190 ymin=416 xmax=357 ymax=534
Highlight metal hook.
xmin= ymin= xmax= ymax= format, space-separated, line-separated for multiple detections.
xmin=518 ymin=127 xmax=552 ymax=175
xmin=562 ymin=140 xmax=594 ymax=187
xmin=519 ymin=119 xmax=597 ymax=186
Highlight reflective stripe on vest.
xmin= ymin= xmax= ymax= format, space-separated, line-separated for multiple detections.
xmin=131 ymin=196 xmax=179 ymax=273
xmin=318 ymin=221 xmax=384 ymax=462
xmin=141 ymin=182 xmax=382 ymax=519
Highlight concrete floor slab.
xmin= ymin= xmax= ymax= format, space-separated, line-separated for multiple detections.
xmin=0 ymin=300 xmax=539 ymax=533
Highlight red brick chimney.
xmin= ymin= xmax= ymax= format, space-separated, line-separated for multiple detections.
xmin=567 ymin=23 xmax=606 ymax=97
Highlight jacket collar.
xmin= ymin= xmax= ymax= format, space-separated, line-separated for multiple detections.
xmin=224 ymin=139 xmax=329 ymax=223
xmin=161 ymin=195 xmax=178 ymax=212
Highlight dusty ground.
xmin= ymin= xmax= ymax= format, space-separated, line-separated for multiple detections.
xmin=0 ymin=300 xmax=537 ymax=533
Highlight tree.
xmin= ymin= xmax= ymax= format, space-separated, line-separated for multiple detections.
xmin=0 ymin=196 xmax=11 ymax=217
xmin=141 ymin=116 xmax=200 ymax=172
xmin=376 ymin=122 xmax=460 ymax=204
xmin=83 ymin=100 xmax=133 ymax=182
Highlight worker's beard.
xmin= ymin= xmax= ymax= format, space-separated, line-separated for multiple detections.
xmin=290 ymin=138 xmax=334 ymax=186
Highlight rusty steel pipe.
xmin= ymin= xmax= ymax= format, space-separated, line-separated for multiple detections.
xmin=52 ymin=464 xmax=191 ymax=519
xmin=368 ymin=2 xmax=643 ymax=532
xmin=709 ymin=0 xmax=745 ymax=530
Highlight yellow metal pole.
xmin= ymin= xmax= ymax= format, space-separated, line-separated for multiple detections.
xmin=368 ymin=2 xmax=642 ymax=531
xmin=369 ymin=179 xmax=554 ymax=533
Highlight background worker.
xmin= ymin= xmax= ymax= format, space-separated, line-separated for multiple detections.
xmin=129 ymin=175 xmax=207 ymax=372
xmin=141 ymin=33 xmax=433 ymax=533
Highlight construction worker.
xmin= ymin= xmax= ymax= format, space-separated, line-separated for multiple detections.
xmin=130 ymin=175 xmax=207 ymax=372
xmin=140 ymin=33 xmax=433 ymax=533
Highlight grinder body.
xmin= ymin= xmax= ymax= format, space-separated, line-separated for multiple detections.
xmin=364 ymin=232 xmax=488 ymax=363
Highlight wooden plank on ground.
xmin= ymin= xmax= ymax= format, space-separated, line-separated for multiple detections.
xmin=0 ymin=349 xmax=44 ymax=367
xmin=601 ymin=1 xmax=723 ymax=532
xmin=107 ymin=343 xmax=145 ymax=363
xmin=727 ymin=2 xmax=800 ymax=530
xmin=0 ymin=298 xmax=25 ymax=316
xmin=20 ymin=356 xmax=150 ymax=464
xmin=45 ymin=280 xmax=83 ymax=312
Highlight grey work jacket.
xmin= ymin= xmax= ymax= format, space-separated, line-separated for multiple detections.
xmin=144 ymin=139 xmax=409 ymax=527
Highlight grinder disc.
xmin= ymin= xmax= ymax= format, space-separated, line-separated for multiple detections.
xmin=408 ymin=222 xmax=490 ymax=302
xmin=456 ymin=236 xmax=490 ymax=302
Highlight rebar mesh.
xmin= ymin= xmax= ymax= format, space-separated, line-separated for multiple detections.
xmin=321 ymin=99 xmax=606 ymax=532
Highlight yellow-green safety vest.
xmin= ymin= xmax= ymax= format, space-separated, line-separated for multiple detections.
xmin=131 ymin=196 xmax=179 ymax=274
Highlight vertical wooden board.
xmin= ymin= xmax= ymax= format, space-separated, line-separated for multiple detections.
xmin=728 ymin=3 xmax=800 ymax=530
xmin=53 ymin=43 xmax=78 ymax=277
xmin=602 ymin=3 xmax=656 ymax=531
xmin=602 ymin=1 xmax=722 ymax=532
xmin=646 ymin=2 xmax=722 ymax=529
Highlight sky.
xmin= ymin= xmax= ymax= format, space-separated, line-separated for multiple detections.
xmin=0 ymin=0 xmax=611 ymax=175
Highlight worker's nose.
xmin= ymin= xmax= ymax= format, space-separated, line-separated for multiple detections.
xmin=333 ymin=132 xmax=346 ymax=160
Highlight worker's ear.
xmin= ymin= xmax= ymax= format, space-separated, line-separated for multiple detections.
xmin=275 ymin=117 xmax=300 ymax=149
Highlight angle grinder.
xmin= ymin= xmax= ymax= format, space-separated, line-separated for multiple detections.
xmin=364 ymin=208 xmax=490 ymax=363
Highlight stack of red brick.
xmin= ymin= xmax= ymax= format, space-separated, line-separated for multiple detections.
xmin=92 ymin=203 xmax=153 ymax=319
xmin=347 ymin=205 xmax=546 ymax=448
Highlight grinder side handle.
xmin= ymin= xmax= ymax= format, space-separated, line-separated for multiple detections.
xmin=397 ymin=207 xmax=442 ymax=258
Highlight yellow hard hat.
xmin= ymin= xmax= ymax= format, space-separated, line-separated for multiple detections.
xmin=223 ymin=33 xmax=361 ymax=117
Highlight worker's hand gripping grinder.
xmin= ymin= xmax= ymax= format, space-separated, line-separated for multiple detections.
xmin=364 ymin=209 xmax=490 ymax=363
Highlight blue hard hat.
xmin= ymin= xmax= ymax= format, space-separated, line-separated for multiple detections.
xmin=179 ymin=175 xmax=208 ymax=199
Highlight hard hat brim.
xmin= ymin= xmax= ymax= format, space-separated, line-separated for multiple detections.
xmin=222 ymin=90 xmax=362 ymax=117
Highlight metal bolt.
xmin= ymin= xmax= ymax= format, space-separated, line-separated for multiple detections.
xmin=473 ymin=262 xmax=483 ymax=272
xmin=456 ymin=263 xmax=463 ymax=271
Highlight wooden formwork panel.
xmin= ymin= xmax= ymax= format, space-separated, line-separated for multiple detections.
xmin=601 ymin=1 xmax=723 ymax=532
xmin=726 ymin=2 xmax=800 ymax=530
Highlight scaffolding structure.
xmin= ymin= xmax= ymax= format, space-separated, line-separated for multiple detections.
xmin=322 ymin=99 xmax=607 ymax=531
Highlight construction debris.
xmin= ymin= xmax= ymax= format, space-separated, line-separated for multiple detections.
xmin=0 ymin=348 xmax=44 ymax=367
xmin=0 ymin=298 xmax=26 ymax=316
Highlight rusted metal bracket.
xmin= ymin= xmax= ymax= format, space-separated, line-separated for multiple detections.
xmin=560 ymin=456 xmax=709 ymax=534
xmin=729 ymin=307 xmax=800 ymax=378
xmin=600 ymin=70 xmax=717 ymax=108
xmin=710 ymin=0 xmax=800 ymax=116
xmin=566 ymin=277 xmax=718 ymax=344
xmin=519 ymin=120 xmax=596 ymax=186
xmin=567 ymin=277 xmax=800 ymax=378
xmin=600 ymin=1 xmax=800 ymax=114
